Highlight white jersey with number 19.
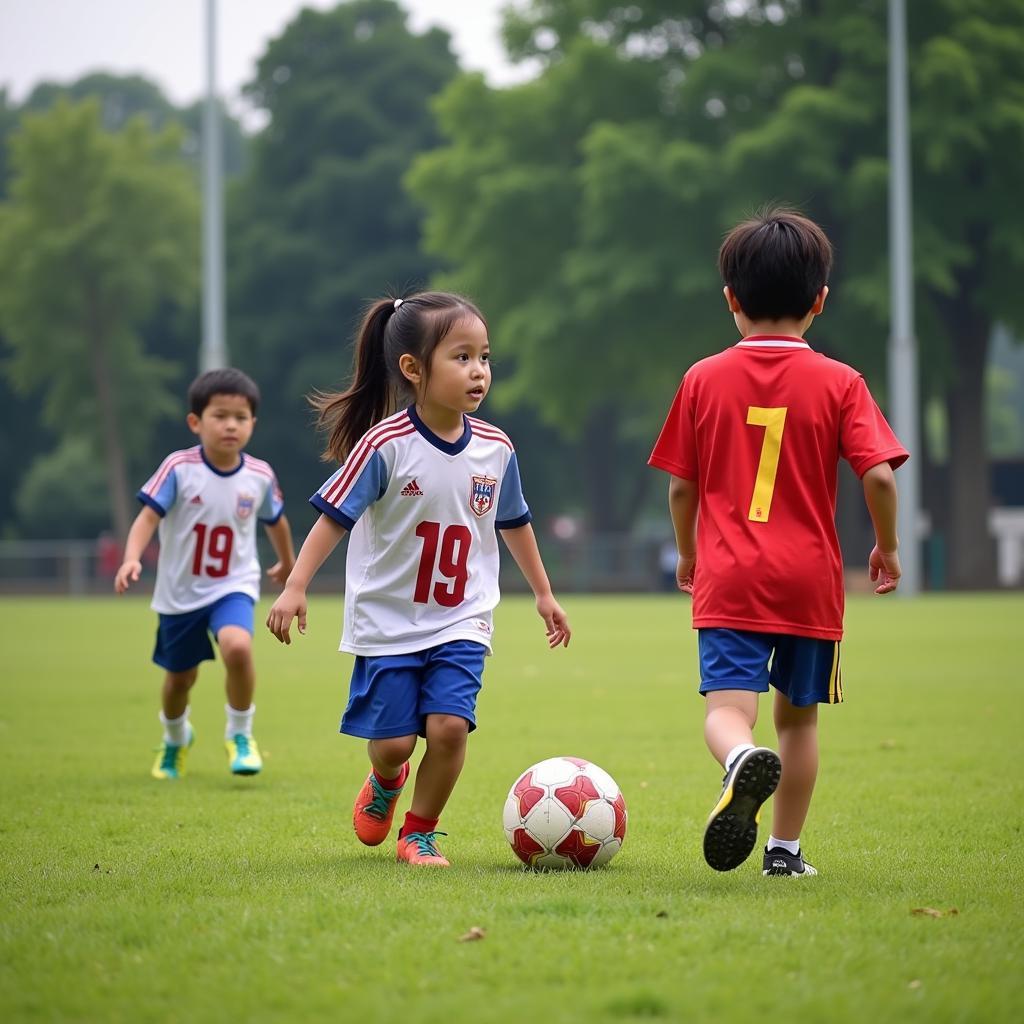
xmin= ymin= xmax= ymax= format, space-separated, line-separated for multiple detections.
xmin=138 ymin=447 xmax=285 ymax=614
xmin=311 ymin=407 xmax=532 ymax=656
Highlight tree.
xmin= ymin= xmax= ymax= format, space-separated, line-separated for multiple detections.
xmin=412 ymin=1 xmax=1024 ymax=582
xmin=0 ymin=99 xmax=198 ymax=540
xmin=228 ymin=0 xmax=460 ymax=526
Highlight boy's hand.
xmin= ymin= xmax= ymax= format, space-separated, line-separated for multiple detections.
xmin=266 ymin=560 xmax=293 ymax=587
xmin=114 ymin=560 xmax=142 ymax=594
xmin=266 ymin=585 xmax=308 ymax=644
xmin=537 ymin=595 xmax=571 ymax=649
xmin=676 ymin=552 xmax=696 ymax=594
xmin=869 ymin=546 xmax=901 ymax=595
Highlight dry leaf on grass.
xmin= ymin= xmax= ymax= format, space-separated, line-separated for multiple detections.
xmin=910 ymin=907 xmax=959 ymax=918
xmin=459 ymin=926 xmax=486 ymax=942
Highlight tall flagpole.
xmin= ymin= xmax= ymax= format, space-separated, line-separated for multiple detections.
xmin=888 ymin=0 xmax=921 ymax=594
xmin=201 ymin=0 xmax=227 ymax=371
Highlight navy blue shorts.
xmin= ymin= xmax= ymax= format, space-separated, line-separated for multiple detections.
xmin=698 ymin=628 xmax=843 ymax=706
xmin=153 ymin=593 xmax=255 ymax=673
xmin=341 ymin=640 xmax=487 ymax=739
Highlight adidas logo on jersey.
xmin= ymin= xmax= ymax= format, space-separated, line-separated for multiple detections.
xmin=190 ymin=495 xmax=203 ymax=504
xmin=400 ymin=478 xmax=423 ymax=496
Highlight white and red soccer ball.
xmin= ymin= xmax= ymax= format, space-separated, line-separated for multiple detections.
xmin=502 ymin=756 xmax=627 ymax=870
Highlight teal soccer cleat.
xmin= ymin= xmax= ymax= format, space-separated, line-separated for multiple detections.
xmin=152 ymin=726 xmax=195 ymax=780
xmin=226 ymin=733 xmax=263 ymax=775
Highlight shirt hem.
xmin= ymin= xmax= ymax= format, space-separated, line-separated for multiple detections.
xmin=647 ymin=454 xmax=697 ymax=480
xmin=693 ymin=616 xmax=843 ymax=642
xmin=341 ymin=631 xmax=493 ymax=657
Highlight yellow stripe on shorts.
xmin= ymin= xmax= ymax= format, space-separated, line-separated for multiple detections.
xmin=828 ymin=642 xmax=842 ymax=704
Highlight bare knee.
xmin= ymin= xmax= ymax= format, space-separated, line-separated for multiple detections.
xmin=370 ymin=735 xmax=417 ymax=768
xmin=773 ymin=693 xmax=818 ymax=733
xmin=705 ymin=690 xmax=759 ymax=729
xmin=425 ymin=714 xmax=469 ymax=755
xmin=218 ymin=629 xmax=253 ymax=671
xmin=165 ymin=668 xmax=198 ymax=695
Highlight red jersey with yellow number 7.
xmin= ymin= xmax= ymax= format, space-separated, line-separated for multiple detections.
xmin=649 ymin=337 xmax=909 ymax=641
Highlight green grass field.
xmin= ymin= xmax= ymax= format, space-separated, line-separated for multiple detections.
xmin=1 ymin=593 xmax=1021 ymax=1023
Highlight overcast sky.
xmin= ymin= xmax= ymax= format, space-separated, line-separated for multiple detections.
xmin=0 ymin=1 xmax=532 ymax=119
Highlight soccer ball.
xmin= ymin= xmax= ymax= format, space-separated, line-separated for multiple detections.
xmin=502 ymin=756 xmax=627 ymax=870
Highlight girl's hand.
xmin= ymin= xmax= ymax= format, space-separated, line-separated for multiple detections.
xmin=537 ymin=595 xmax=571 ymax=649
xmin=114 ymin=560 xmax=142 ymax=594
xmin=267 ymin=585 xmax=308 ymax=644
xmin=676 ymin=552 xmax=696 ymax=594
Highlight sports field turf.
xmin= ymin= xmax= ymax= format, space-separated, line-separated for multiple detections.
xmin=1 ymin=592 xmax=1021 ymax=1023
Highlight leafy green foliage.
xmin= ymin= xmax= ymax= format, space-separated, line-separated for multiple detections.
xmin=0 ymin=99 xmax=198 ymax=538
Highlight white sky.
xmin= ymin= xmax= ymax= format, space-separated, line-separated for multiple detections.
xmin=0 ymin=1 xmax=533 ymax=120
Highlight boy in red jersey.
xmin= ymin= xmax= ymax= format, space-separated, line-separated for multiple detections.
xmin=649 ymin=208 xmax=908 ymax=876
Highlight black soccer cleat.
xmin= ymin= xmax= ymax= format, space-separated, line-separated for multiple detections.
xmin=703 ymin=747 xmax=782 ymax=871
xmin=763 ymin=846 xmax=818 ymax=877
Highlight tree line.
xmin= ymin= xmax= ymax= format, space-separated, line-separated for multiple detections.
xmin=1 ymin=0 xmax=1022 ymax=588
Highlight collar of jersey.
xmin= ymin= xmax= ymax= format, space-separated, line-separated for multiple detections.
xmin=407 ymin=405 xmax=471 ymax=455
xmin=736 ymin=335 xmax=809 ymax=349
xmin=200 ymin=446 xmax=246 ymax=476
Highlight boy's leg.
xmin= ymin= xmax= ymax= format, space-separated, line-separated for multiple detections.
xmin=153 ymin=668 xmax=198 ymax=780
xmin=770 ymin=690 xmax=818 ymax=841
xmin=210 ymin=595 xmax=262 ymax=775
xmin=704 ymin=689 xmax=759 ymax=766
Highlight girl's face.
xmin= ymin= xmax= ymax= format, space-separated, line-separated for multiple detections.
xmin=411 ymin=315 xmax=491 ymax=417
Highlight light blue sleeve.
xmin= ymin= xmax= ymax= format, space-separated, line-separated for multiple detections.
xmin=257 ymin=472 xmax=285 ymax=525
xmin=137 ymin=464 xmax=177 ymax=517
xmin=496 ymin=452 xmax=532 ymax=529
xmin=309 ymin=450 xmax=389 ymax=530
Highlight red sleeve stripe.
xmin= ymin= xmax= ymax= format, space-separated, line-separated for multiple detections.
xmin=144 ymin=448 xmax=202 ymax=495
xmin=322 ymin=422 xmax=416 ymax=505
xmin=468 ymin=418 xmax=513 ymax=449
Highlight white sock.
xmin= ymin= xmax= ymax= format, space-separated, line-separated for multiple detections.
xmin=725 ymin=743 xmax=755 ymax=773
xmin=768 ymin=835 xmax=800 ymax=855
xmin=160 ymin=709 xmax=190 ymax=746
xmin=225 ymin=703 xmax=255 ymax=740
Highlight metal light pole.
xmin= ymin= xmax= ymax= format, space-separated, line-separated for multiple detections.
xmin=888 ymin=0 xmax=921 ymax=595
xmin=200 ymin=0 xmax=227 ymax=371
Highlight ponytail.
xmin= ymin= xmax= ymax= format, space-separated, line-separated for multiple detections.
xmin=311 ymin=290 xmax=487 ymax=464
xmin=311 ymin=299 xmax=398 ymax=463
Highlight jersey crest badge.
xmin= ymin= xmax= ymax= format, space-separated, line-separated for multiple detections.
xmin=236 ymin=493 xmax=255 ymax=519
xmin=470 ymin=475 xmax=497 ymax=517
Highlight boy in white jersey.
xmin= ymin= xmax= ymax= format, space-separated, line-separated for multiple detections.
xmin=115 ymin=369 xmax=295 ymax=779
xmin=267 ymin=291 xmax=570 ymax=867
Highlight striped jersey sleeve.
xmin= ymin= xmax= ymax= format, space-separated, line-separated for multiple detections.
xmin=246 ymin=456 xmax=285 ymax=524
xmin=137 ymin=447 xmax=202 ymax=516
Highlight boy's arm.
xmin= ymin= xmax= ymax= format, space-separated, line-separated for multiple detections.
xmin=499 ymin=523 xmax=571 ymax=648
xmin=667 ymin=475 xmax=699 ymax=593
xmin=862 ymin=462 xmax=901 ymax=595
xmin=266 ymin=514 xmax=347 ymax=644
xmin=263 ymin=513 xmax=296 ymax=587
xmin=114 ymin=506 xmax=161 ymax=593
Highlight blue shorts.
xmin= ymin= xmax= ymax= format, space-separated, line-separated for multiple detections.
xmin=341 ymin=640 xmax=487 ymax=739
xmin=153 ymin=593 xmax=255 ymax=673
xmin=698 ymin=628 xmax=843 ymax=706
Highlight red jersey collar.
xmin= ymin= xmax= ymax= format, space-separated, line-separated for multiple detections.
xmin=736 ymin=334 xmax=810 ymax=349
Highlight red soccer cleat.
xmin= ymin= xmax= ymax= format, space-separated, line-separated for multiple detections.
xmin=352 ymin=764 xmax=408 ymax=846
xmin=396 ymin=831 xmax=450 ymax=867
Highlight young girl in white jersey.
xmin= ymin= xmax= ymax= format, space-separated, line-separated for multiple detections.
xmin=267 ymin=291 xmax=570 ymax=866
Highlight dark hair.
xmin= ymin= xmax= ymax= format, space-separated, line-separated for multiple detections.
xmin=312 ymin=290 xmax=487 ymax=463
xmin=188 ymin=368 xmax=261 ymax=416
xmin=718 ymin=206 xmax=833 ymax=321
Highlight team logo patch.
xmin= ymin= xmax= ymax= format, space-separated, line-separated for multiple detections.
xmin=236 ymin=492 xmax=256 ymax=519
xmin=470 ymin=475 xmax=497 ymax=517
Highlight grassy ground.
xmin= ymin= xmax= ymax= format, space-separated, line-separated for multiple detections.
xmin=1 ymin=593 xmax=1021 ymax=1023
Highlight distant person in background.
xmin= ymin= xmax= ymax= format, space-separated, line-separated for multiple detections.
xmin=267 ymin=291 xmax=570 ymax=868
xmin=115 ymin=368 xmax=294 ymax=781
xmin=649 ymin=207 xmax=908 ymax=877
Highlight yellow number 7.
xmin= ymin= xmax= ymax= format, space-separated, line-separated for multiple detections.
xmin=746 ymin=406 xmax=788 ymax=523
